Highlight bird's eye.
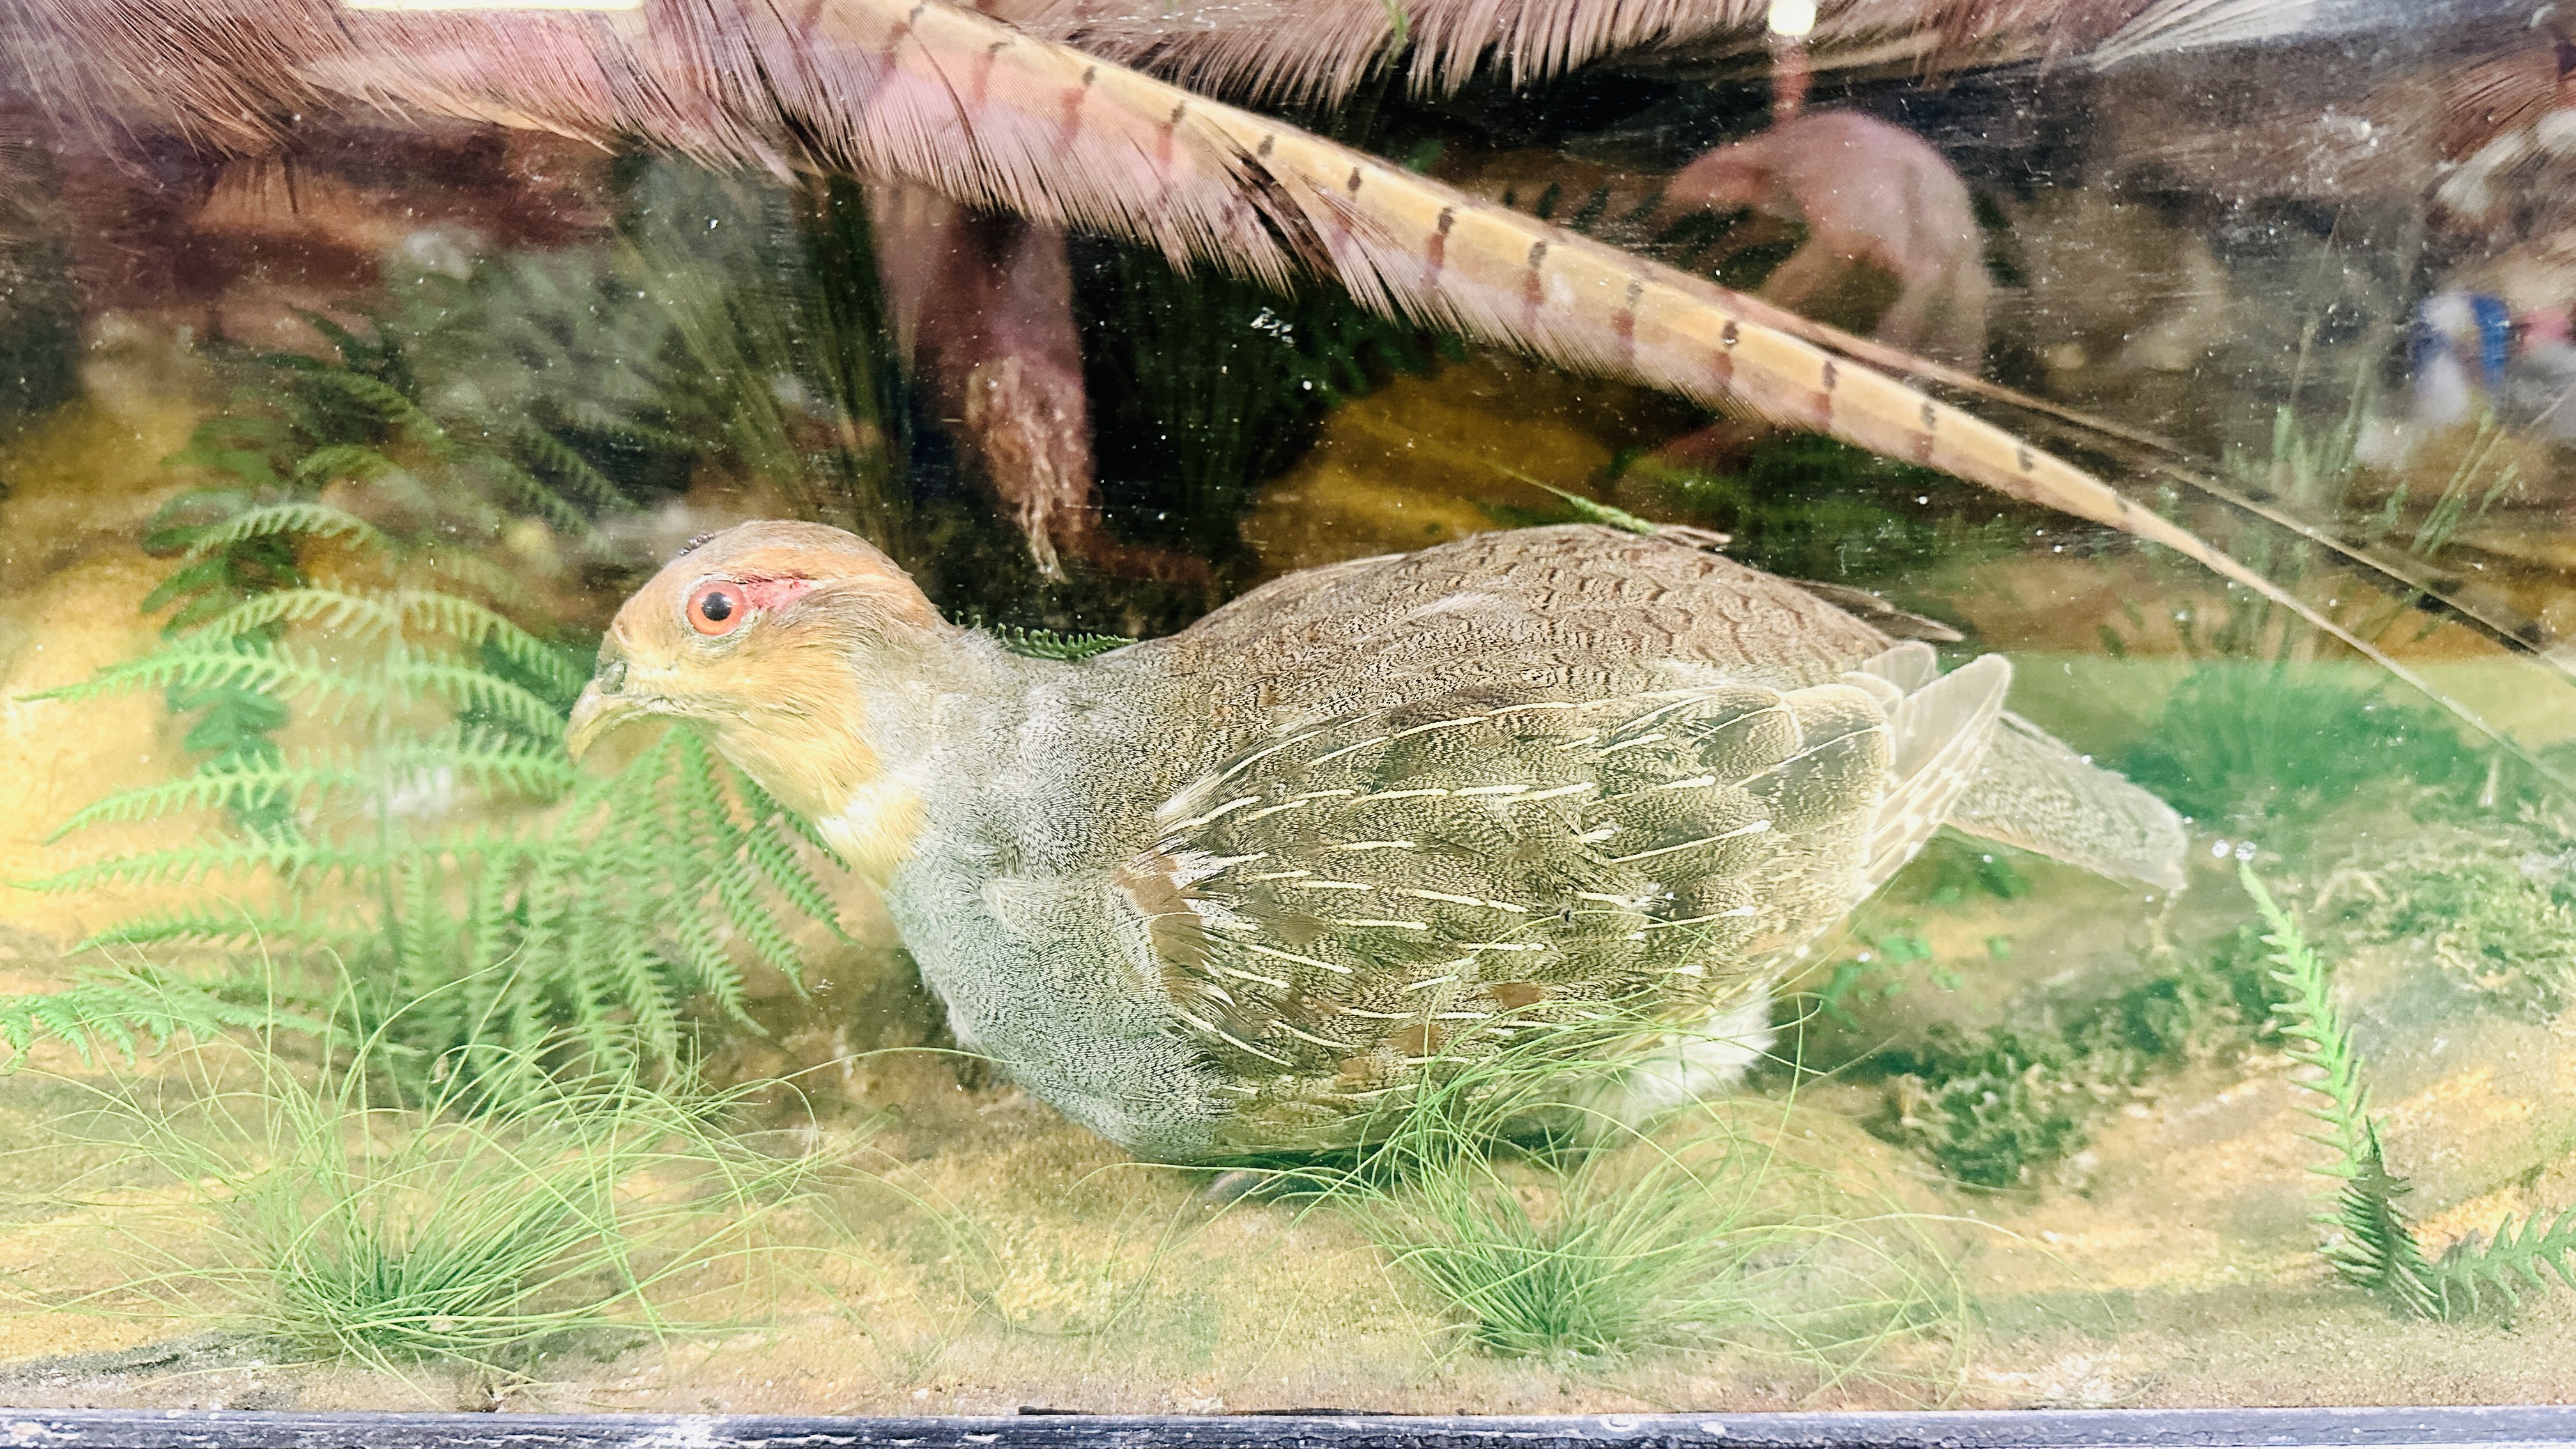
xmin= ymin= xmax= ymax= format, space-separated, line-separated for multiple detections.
xmin=687 ymin=581 xmax=746 ymax=637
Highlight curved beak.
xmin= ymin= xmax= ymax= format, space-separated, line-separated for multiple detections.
xmin=566 ymin=678 xmax=654 ymax=762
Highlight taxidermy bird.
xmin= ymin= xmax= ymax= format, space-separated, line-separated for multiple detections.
xmin=567 ymin=519 xmax=2184 ymax=1159
xmin=0 ymin=0 xmax=2443 ymax=659
xmin=1664 ymin=111 xmax=1992 ymax=370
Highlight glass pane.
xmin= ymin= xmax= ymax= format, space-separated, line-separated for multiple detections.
xmin=0 ymin=0 xmax=2568 ymax=1413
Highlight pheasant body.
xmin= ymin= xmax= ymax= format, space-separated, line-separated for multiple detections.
xmin=571 ymin=521 xmax=2184 ymax=1160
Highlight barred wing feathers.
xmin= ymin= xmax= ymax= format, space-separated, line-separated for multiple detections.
xmin=1111 ymin=678 xmax=1890 ymax=1144
xmin=1950 ymin=711 xmax=2190 ymax=891
xmin=1844 ymin=644 xmax=2010 ymax=894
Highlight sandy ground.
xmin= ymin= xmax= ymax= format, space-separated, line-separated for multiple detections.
xmin=10 ymin=816 xmax=2576 ymax=1415
xmin=10 ymin=1034 xmax=2576 ymax=1416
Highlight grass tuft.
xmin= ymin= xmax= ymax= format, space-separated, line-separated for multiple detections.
xmin=1289 ymin=1014 xmax=1967 ymax=1377
xmin=33 ymin=989 xmax=835 ymax=1370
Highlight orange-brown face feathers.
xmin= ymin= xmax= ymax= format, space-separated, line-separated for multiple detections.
xmin=566 ymin=521 xmax=946 ymax=878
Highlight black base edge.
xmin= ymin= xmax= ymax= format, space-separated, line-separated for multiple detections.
xmin=9 ymin=1405 xmax=2576 ymax=1449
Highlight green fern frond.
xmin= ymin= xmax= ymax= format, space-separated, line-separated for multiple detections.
xmin=460 ymin=864 xmax=514 ymax=1006
xmin=467 ymin=451 xmax=591 ymax=538
xmin=43 ymin=721 xmax=847 ymax=1078
xmin=0 ymin=970 xmax=323 ymax=1069
xmin=986 ymin=624 xmax=1136 ymax=661
xmin=388 ymin=859 xmax=448 ymax=1018
xmin=2250 ymin=863 xmax=2576 ymax=1321
xmin=144 ymin=556 xmax=270 ymax=623
xmin=510 ymin=424 xmax=638 ymax=516
xmin=78 ymin=907 xmax=379 ymax=956
xmin=2248 ymin=863 xmax=2442 ymax=1317
xmin=2435 ymin=1207 xmax=2576 ymax=1314
xmin=180 ymin=585 xmax=425 ymax=645
xmin=47 ymin=735 xmax=581 ymax=840
xmin=174 ymin=502 xmax=390 ymax=565
xmin=31 ymin=642 xmax=568 ymax=737
xmin=690 ymin=902 xmax=756 ymax=1027
xmin=22 ymin=638 xmax=293 ymax=705
xmin=658 ymin=842 xmax=747 ymax=1023
xmin=2257 ymin=861 xmax=2452 ymax=1315
xmin=736 ymin=812 xmax=852 ymax=948
xmin=45 ymin=766 xmax=331 ymax=840
xmin=288 ymin=443 xmax=402 ymax=492
xmin=188 ymin=589 xmax=586 ymax=694
xmin=40 ymin=229 xmax=873 ymax=1085
xmin=290 ymin=307 xmax=399 ymax=376
xmin=291 ymin=367 xmax=450 ymax=452
xmin=730 ymin=767 xmax=847 ymax=871
xmin=31 ymin=829 xmax=537 ymax=893
xmin=2329 ymin=1125 xmax=2441 ymax=1315
xmin=544 ymin=857 xmax=631 ymax=1067
xmin=708 ymin=857 xmax=802 ymax=992
xmin=369 ymin=648 xmax=571 ymax=736
xmin=2247 ymin=868 xmax=2376 ymax=1183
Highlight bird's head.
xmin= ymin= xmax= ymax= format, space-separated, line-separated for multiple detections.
xmin=567 ymin=520 xmax=948 ymax=876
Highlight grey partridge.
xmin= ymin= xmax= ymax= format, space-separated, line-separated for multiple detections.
xmin=568 ymin=521 xmax=2184 ymax=1160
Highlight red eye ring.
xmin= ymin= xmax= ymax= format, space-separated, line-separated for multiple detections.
xmin=686 ymin=579 xmax=747 ymax=637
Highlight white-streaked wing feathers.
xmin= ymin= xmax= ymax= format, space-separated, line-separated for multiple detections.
xmin=1851 ymin=648 xmax=2009 ymax=893
xmin=1120 ymin=680 xmax=1890 ymax=1139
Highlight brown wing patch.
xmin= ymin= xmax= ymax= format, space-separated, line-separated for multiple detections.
xmin=1114 ymin=848 xmax=1211 ymax=970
